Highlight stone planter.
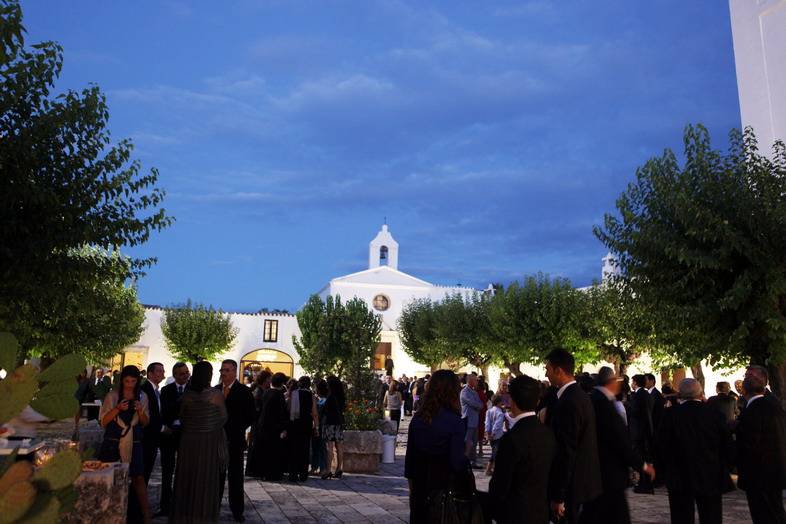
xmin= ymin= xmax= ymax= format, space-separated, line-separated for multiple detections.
xmin=62 ymin=462 xmax=129 ymax=523
xmin=341 ymin=429 xmax=383 ymax=473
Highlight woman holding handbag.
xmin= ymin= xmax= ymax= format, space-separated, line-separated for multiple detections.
xmin=99 ymin=365 xmax=151 ymax=524
xmin=405 ymin=370 xmax=481 ymax=524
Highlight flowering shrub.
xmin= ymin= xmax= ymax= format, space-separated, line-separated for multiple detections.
xmin=344 ymin=399 xmax=381 ymax=431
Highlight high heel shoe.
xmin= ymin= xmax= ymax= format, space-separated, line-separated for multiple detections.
xmin=321 ymin=471 xmax=333 ymax=480
xmin=334 ymin=470 xmax=343 ymax=479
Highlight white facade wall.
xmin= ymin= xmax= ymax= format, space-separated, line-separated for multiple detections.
xmin=730 ymin=0 xmax=786 ymax=154
xmin=131 ymin=307 xmax=303 ymax=379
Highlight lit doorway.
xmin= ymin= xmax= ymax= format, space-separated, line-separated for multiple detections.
xmin=240 ymin=348 xmax=295 ymax=382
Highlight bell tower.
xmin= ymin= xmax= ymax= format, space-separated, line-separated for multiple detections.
xmin=369 ymin=224 xmax=399 ymax=270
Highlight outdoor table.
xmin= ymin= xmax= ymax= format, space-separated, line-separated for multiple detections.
xmin=62 ymin=462 xmax=129 ymax=524
xmin=0 ymin=438 xmax=45 ymax=461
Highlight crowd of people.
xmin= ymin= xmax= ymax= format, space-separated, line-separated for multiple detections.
xmin=94 ymin=360 xmax=352 ymax=523
xmin=405 ymin=349 xmax=786 ymax=524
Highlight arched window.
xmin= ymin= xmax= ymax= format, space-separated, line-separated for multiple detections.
xmin=379 ymin=245 xmax=389 ymax=265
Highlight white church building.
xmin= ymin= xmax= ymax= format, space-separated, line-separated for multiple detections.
xmin=118 ymin=225 xmax=484 ymax=381
xmin=317 ymin=224 xmax=485 ymax=376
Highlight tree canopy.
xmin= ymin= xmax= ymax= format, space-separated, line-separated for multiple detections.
xmin=161 ymin=301 xmax=238 ymax=363
xmin=293 ymin=294 xmax=382 ymax=401
xmin=0 ymin=0 xmax=172 ymax=358
xmin=595 ymin=125 xmax=786 ymax=403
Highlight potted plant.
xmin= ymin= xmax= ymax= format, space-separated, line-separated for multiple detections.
xmin=341 ymin=400 xmax=383 ymax=473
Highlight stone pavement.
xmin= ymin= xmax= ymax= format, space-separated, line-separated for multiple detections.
xmin=142 ymin=415 xmax=760 ymax=524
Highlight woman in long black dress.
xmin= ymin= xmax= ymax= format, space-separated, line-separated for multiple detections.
xmin=170 ymin=361 xmax=227 ymax=523
xmin=404 ymin=369 xmax=470 ymax=523
xmin=255 ymin=371 xmax=289 ymax=481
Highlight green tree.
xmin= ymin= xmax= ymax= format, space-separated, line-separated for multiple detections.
xmin=432 ymin=293 xmax=497 ymax=375
xmin=293 ymin=295 xmax=382 ymax=401
xmin=161 ymin=301 xmax=238 ymax=363
xmin=398 ymin=298 xmax=450 ymax=371
xmin=489 ymin=274 xmax=594 ymax=376
xmin=595 ymin=125 xmax=786 ymax=405
xmin=21 ymin=247 xmax=145 ymax=365
xmin=584 ymin=279 xmax=653 ymax=376
xmin=0 ymin=0 xmax=172 ymax=358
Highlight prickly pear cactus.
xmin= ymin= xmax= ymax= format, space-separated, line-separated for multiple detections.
xmin=32 ymin=450 xmax=81 ymax=491
xmin=0 ymin=480 xmax=36 ymax=524
xmin=0 ymin=365 xmax=38 ymax=425
xmin=15 ymin=492 xmax=59 ymax=524
xmin=0 ymin=333 xmax=84 ymax=523
xmin=0 ymin=461 xmax=33 ymax=495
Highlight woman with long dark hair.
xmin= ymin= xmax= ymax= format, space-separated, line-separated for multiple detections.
xmin=170 ymin=361 xmax=227 ymax=523
xmin=404 ymin=369 xmax=470 ymax=523
xmin=99 ymin=365 xmax=151 ymax=523
xmin=321 ymin=375 xmax=346 ymax=479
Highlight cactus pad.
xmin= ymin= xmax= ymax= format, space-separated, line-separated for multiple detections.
xmin=0 ymin=332 xmax=17 ymax=375
xmin=30 ymin=381 xmax=79 ymax=421
xmin=37 ymin=354 xmax=86 ymax=384
xmin=0 ymin=480 xmax=36 ymax=524
xmin=0 ymin=365 xmax=39 ymax=425
xmin=15 ymin=492 xmax=59 ymax=524
xmin=0 ymin=461 xmax=33 ymax=496
xmin=32 ymin=449 xmax=81 ymax=491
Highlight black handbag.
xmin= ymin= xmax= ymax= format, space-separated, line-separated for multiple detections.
xmin=427 ymin=467 xmax=485 ymax=524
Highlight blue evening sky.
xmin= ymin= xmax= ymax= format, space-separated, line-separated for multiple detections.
xmin=22 ymin=1 xmax=741 ymax=312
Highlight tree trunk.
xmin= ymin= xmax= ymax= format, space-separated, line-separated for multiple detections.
xmin=430 ymin=363 xmax=441 ymax=373
xmin=690 ymin=362 xmax=705 ymax=391
xmin=479 ymin=364 xmax=489 ymax=379
xmin=505 ymin=361 xmax=522 ymax=377
xmin=767 ymin=361 xmax=786 ymax=412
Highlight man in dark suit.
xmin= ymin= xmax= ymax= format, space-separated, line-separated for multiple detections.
xmin=488 ymin=375 xmax=556 ymax=524
xmin=736 ymin=365 xmax=786 ymax=524
xmin=707 ymin=381 xmax=739 ymax=426
xmin=544 ymin=348 xmax=602 ymax=524
xmin=89 ymin=367 xmax=112 ymax=402
xmin=141 ymin=362 xmax=165 ymax=484
xmin=216 ymin=359 xmax=255 ymax=522
xmin=286 ymin=376 xmax=319 ymax=482
xmin=629 ymin=374 xmax=655 ymax=494
xmin=582 ymin=367 xmax=654 ymax=524
xmin=645 ymin=373 xmax=665 ymax=430
xmin=156 ymin=362 xmax=190 ymax=517
xmin=655 ymin=378 xmax=733 ymax=524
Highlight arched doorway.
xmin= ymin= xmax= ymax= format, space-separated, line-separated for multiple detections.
xmin=240 ymin=348 xmax=295 ymax=382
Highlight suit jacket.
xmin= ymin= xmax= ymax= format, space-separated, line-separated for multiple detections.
xmin=707 ymin=394 xmax=739 ymax=425
xmin=216 ymin=381 xmax=255 ymax=448
xmin=460 ymin=385 xmax=483 ymax=428
xmin=649 ymin=388 xmax=665 ymax=431
xmin=489 ymin=415 xmax=556 ymax=524
xmin=655 ymin=400 xmax=734 ymax=496
xmin=629 ymin=388 xmax=654 ymax=448
xmin=735 ymin=394 xmax=786 ymax=491
xmin=141 ymin=380 xmax=163 ymax=443
xmin=160 ymin=382 xmax=186 ymax=430
xmin=590 ymin=388 xmax=643 ymax=492
xmin=89 ymin=375 xmax=112 ymax=401
xmin=548 ymin=383 xmax=602 ymax=504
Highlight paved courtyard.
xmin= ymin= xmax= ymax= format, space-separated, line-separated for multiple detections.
xmin=141 ymin=416 xmax=758 ymax=524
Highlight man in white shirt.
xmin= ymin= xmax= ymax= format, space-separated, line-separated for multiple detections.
xmin=484 ymin=395 xmax=506 ymax=475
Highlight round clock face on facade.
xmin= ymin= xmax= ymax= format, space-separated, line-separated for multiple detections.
xmin=372 ymin=294 xmax=390 ymax=311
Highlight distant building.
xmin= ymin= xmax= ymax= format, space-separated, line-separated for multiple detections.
xmin=729 ymin=0 xmax=786 ymax=154
xmin=114 ymin=224 xmax=484 ymax=380
xmin=115 ymin=308 xmax=302 ymax=383
xmin=317 ymin=224 xmax=486 ymax=375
